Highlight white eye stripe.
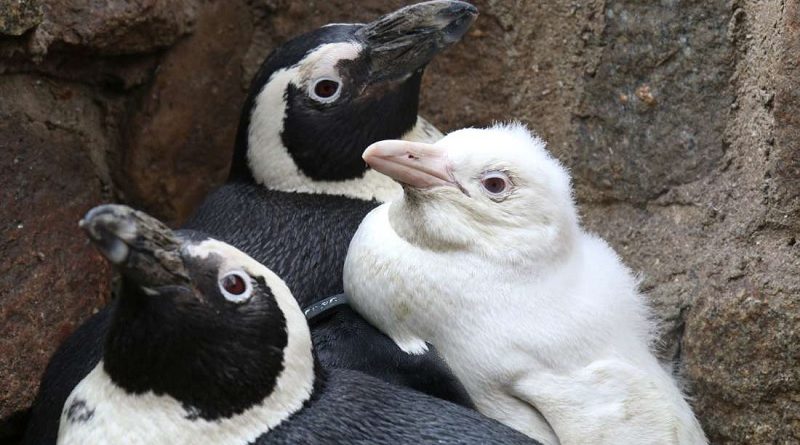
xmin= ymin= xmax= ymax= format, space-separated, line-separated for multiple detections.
xmin=218 ymin=270 xmax=253 ymax=304
xmin=308 ymin=77 xmax=342 ymax=103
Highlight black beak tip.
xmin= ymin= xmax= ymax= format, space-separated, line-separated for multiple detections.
xmin=440 ymin=2 xmax=478 ymax=43
xmin=80 ymin=204 xmax=125 ymax=237
xmin=450 ymin=1 xmax=478 ymax=17
xmin=80 ymin=205 xmax=188 ymax=286
xmin=80 ymin=204 xmax=136 ymax=265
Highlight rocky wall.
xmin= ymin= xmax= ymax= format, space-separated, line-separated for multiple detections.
xmin=1 ymin=1 xmax=797 ymax=443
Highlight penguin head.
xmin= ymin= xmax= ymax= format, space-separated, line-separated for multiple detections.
xmin=363 ymin=123 xmax=579 ymax=262
xmin=231 ymin=1 xmax=477 ymax=201
xmin=80 ymin=204 xmax=314 ymax=421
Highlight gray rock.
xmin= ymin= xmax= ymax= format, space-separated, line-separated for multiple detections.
xmin=118 ymin=0 xmax=253 ymax=223
xmin=573 ymin=1 xmax=734 ymax=204
xmin=28 ymin=0 xmax=201 ymax=57
xmin=0 ymin=0 xmax=42 ymax=36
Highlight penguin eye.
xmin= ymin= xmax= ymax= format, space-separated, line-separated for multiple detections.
xmin=219 ymin=271 xmax=252 ymax=304
xmin=480 ymin=171 xmax=511 ymax=199
xmin=310 ymin=78 xmax=341 ymax=102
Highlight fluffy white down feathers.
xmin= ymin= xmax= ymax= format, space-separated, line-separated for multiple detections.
xmin=343 ymin=123 xmax=708 ymax=445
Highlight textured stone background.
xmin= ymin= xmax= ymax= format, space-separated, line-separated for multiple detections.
xmin=1 ymin=0 xmax=798 ymax=443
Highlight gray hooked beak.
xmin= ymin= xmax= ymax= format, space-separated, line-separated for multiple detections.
xmin=80 ymin=204 xmax=189 ymax=289
xmin=358 ymin=0 xmax=478 ymax=82
xmin=363 ymin=139 xmax=457 ymax=190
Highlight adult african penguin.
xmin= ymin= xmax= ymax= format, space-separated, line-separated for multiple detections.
xmin=56 ymin=204 xmax=538 ymax=445
xmin=186 ymin=1 xmax=478 ymax=406
xmin=344 ymin=124 xmax=708 ymax=444
xmin=23 ymin=3 xmax=478 ymax=444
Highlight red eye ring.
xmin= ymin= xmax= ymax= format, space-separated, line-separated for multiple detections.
xmin=222 ymin=274 xmax=246 ymax=295
xmin=219 ymin=271 xmax=252 ymax=303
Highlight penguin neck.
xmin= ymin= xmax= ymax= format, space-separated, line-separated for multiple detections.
xmin=388 ymin=194 xmax=580 ymax=269
xmin=61 ymin=285 xmax=318 ymax=445
xmin=59 ymin=359 xmax=319 ymax=445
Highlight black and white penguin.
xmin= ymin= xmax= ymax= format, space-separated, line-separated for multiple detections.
xmin=23 ymin=3 xmax=478 ymax=444
xmin=57 ymin=204 xmax=537 ymax=445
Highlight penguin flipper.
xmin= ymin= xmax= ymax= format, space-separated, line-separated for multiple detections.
xmin=386 ymin=332 xmax=428 ymax=356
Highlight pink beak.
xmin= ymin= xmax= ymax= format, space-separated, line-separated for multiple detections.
xmin=363 ymin=140 xmax=454 ymax=189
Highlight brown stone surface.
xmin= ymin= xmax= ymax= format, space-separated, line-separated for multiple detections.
xmin=0 ymin=76 xmax=112 ymax=416
xmin=118 ymin=0 xmax=254 ymax=223
xmin=0 ymin=0 xmax=798 ymax=443
xmin=28 ymin=0 xmax=201 ymax=57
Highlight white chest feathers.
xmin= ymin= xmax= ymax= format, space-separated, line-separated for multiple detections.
xmin=57 ymin=359 xmax=314 ymax=445
xmin=345 ymin=203 xmax=708 ymax=445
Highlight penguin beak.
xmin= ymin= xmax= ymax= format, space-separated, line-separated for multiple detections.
xmin=363 ymin=140 xmax=459 ymax=191
xmin=358 ymin=0 xmax=478 ymax=82
xmin=80 ymin=204 xmax=190 ymax=289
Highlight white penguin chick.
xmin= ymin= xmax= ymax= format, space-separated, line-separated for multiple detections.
xmin=343 ymin=123 xmax=708 ymax=445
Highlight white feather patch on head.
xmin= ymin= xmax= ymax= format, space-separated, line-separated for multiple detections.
xmin=246 ymin=41 xmax=442 ymax=203
xmin=58 ymin=239 xmax=315 ymax=445
xmin=296 ymin=42 xmax=361 ymax=83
